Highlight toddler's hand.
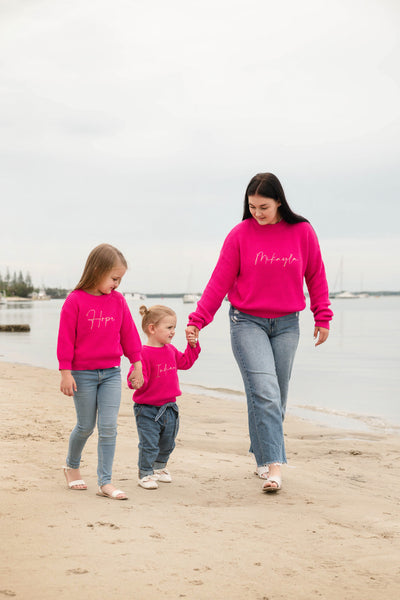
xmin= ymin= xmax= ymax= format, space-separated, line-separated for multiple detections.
xmin=129 ymin=378 xmax=143 ymax=390
xmin=128 ymin=361 xmax=144 ymax=389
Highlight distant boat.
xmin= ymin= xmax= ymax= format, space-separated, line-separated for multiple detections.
xmin=182 ymin=293 xmax=200 ymax=304
xmin=124 ymin=292 xmax=146 ymax=301
xmin=31 ymin=288 xmax=51 ymax=301
xmin=333 ymin=291 xmax=359 ymax=299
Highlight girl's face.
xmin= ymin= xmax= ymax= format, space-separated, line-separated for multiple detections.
xmin=148 ymin=315 xmax=177 ymax=347
xmin=89 ymin=264 xmax=126 ymax=295
xmin=248 ymin=194 xmax=281 ymax=225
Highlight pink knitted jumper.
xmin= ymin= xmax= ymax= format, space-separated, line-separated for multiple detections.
xmin=57 ymin=289 xmax=142 ymax=370
xmin=188 ymin=219 xmax=333 ymax=330
xmin=128 ymin=342 xmax=201 ymax=406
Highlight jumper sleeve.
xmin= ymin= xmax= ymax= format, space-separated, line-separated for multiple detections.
xmin=188 ymin=231 xmax=240 ymax=330
xmin=57 ymin=294 xmax=78 ymax=370
xmin=119 ymin=297 xmax=142 ymax=363
xmin=304 ymin=225 xmax=333 ymax=329
xmin=174 ymin=342 xmax=201 ymax=370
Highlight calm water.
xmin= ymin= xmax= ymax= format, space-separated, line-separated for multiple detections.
xmin=1 ymin=296 xmax=399 ymax=433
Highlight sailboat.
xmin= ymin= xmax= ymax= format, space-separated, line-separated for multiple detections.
xmin=182 ymin=266 xmax=200 ymax=303
xmin=330 ymin=258 xmax=367 ymax=299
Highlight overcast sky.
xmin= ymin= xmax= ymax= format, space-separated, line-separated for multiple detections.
xmin=1 ymin=0 xmax=399 ymax=293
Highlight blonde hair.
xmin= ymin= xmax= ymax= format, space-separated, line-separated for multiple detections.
xmin=139 ymin=305 xmax=176 ymax=335
xmin=75 ymin=244 xmax=128 ymax=291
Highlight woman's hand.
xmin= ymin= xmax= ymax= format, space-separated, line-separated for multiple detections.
xmin=185 ymin=325 xmax=199 ymax=348
xmin=314 ymin=327 xmax=329 ymax=346
xmin=60 ymin=370 xmax=77 ymax=396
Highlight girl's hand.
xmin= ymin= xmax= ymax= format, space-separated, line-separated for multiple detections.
xmin=314 ymin=327 xmax=329 ymax=346
xmin=128 ymin=361 xmax=144 ymax=389
xmin=185 ymin=325 xmax=199 ymax=348
xmin=60 ymin=370 xmax=77 ymax=396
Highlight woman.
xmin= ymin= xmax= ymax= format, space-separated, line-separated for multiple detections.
xmin=185 ymin=173 xmax=333 ymax=493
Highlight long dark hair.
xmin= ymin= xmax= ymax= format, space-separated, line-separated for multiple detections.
xmin=242 ymin=173 xmax=308 ymax=224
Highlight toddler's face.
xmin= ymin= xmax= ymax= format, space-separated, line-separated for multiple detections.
xmin=151 ymin=315 xmax=177 ymax=346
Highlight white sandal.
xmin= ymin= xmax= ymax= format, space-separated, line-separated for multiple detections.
xmin=138 ymin=475 xmax=159 ymax=489
xmin=254 ymin=464 xmax=269 ymax=479
xmin=262 ymin=475 xmax=282 ymax=493
xmin=62 ymin=466 xmax=87 ymax=490
xmin=96 ymin=486 xmax=128 ymax=500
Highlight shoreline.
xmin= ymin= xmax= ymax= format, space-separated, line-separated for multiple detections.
xmin=1 ymin=358 xmax=399 ymax=436
xmin=1 ymin=361 xmax=400 ymax=599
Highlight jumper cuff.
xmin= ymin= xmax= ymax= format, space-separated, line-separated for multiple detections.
xmin=59 ymin=363 xmax=72 ymax=371
xmin=315 ymin=321 xmax=330 ymax=330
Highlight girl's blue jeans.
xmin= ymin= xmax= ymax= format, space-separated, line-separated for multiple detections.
xmin=229 ymin=306 xmax=300 ymax=466
xmin=66 ymin=367 xmax=122 ymax=486
xmin=134 ymin=402 xmax=179 ymax=479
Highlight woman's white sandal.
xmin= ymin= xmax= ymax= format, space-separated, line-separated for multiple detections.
xmin=62 ymin=466 xmax=87 ymax=490
xmin=262 ymin=475 xmax=282 ymax=493
xmin=254 ymin=465 xmax=269 ymax=479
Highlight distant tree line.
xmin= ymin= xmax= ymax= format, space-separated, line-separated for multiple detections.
xmin=0 ymin=270 xmax=70 ymax=299
xmin=0 ymin=269 xmax=34 ymax=297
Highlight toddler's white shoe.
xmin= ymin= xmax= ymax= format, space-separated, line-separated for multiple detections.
xmin=154 ymin=468 xmax=172 ymax=483
xmin=138 ymin=475 xmax=159 ymax=489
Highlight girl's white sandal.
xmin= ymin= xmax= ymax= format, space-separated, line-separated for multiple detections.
xmin=96 ymin=486 xmax=128 ymax=500
xmin=62 ymin=466 xmax=87 ymax=490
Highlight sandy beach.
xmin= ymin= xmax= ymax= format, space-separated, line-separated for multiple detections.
xmin=1 ymin=361 xmax=399 ymax=599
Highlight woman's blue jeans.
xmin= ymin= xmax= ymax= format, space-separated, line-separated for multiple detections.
xmin=66 ymin=367 xmax=122 ymax=486
xmin=230 ymin=306 xmax=299 ymax=466
xmin=134 ymin=402 xmax=179 ymax=478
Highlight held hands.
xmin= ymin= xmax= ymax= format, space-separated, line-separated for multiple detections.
xmin=314 ymin=327 xmax=329 ymax=346
xmin=185 ymin=325 xmax=199 ymax=348
xmin=60 ymin=370 xmax=77 ymax=396
xmin=128 ymin=361 xmax=144 ymax=390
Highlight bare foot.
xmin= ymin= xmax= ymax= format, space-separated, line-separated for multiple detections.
xmin=63 ymin=467 xmax=87 ymax=490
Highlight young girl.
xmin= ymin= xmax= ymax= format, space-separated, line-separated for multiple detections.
xmin=57 ymin=243 xmax=143 ymax=500
xmin=128 ymin=305 xmax=200 ymax=489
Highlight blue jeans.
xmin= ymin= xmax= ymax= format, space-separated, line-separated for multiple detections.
xmin=134 ymin=403 xmax=179 ymax=478
xmin=230 ymin=306 xmax=299 ymax=466
xmin=66 ymin=367 xmax=122 ymax=486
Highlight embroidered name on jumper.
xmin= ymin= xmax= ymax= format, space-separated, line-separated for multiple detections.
xmin=86 ymin=309 xmax=115 ymax=329
xmin=254 ymin=251 xmax=298 ymax=267
xmin=156 ymin=363 xmax=177 ymax=377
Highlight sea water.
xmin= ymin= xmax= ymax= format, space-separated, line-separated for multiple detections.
xmin=1 ymin=295 xmax=399 ymax=433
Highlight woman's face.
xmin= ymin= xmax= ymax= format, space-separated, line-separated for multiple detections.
xmin=248 ymin=194 xmax=281 ymax=226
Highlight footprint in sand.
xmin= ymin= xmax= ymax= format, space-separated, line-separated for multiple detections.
xmin=86 ymin=521 xmax=120 ymax=530
xmin=66 ymin=568 xmax=89 ymax=575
